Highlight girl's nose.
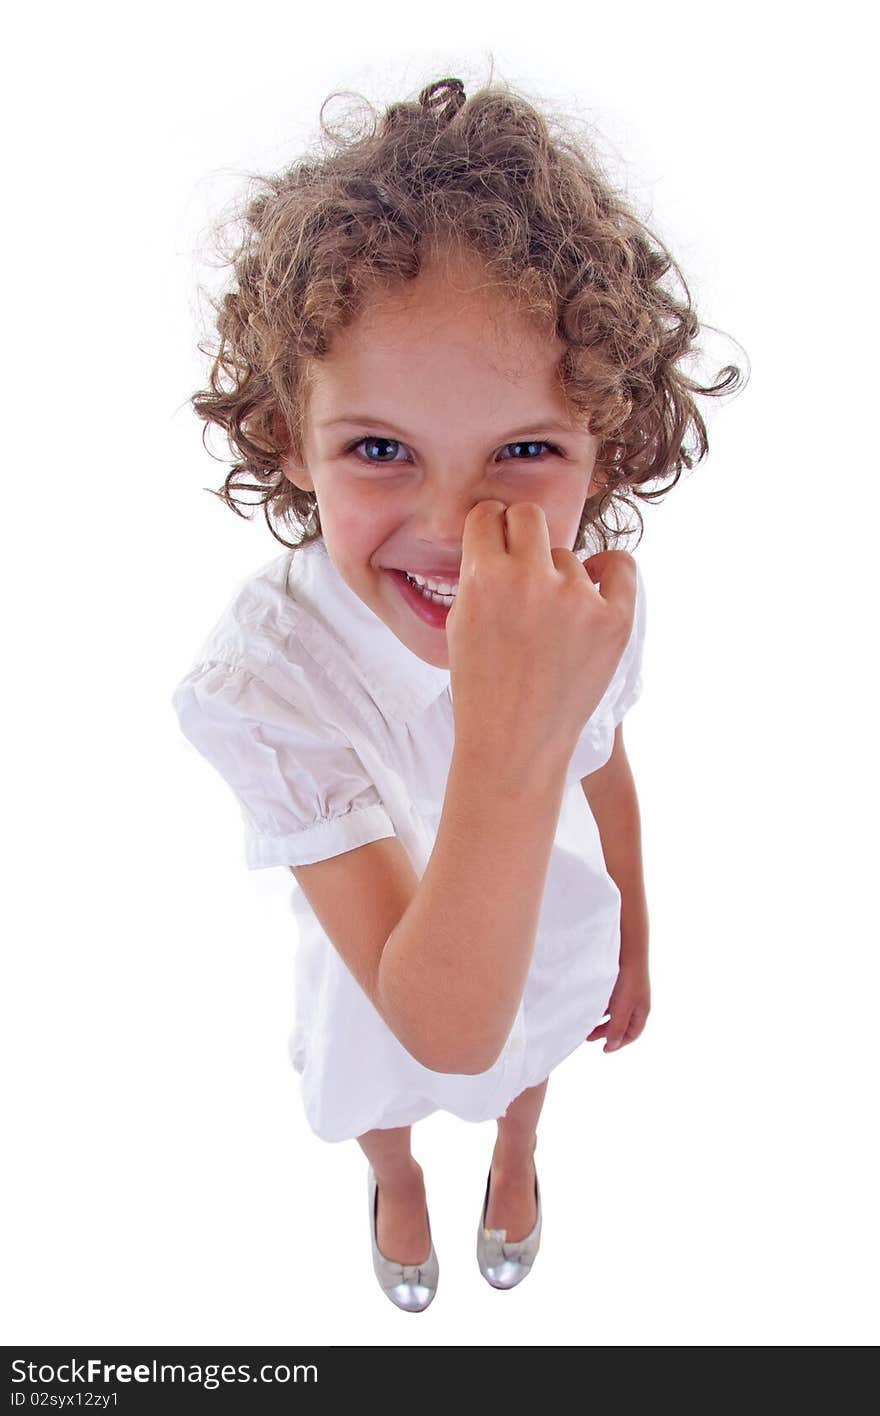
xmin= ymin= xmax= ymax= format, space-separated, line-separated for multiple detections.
xmin=413 ymin=495 xmax=509 ymax=549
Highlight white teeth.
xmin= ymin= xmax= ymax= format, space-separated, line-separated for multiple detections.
xmin=405 ymin=571 xmax=459 ymax=596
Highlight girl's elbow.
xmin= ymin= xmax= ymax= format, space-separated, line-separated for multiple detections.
xmin=413 ymin=1037 xmax=501 ymax=1076
xmin=381 ymin=992 xmax=500 ymax=1075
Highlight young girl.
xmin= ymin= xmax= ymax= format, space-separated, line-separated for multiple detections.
xmin=171 ymin=74 xmax=743 ymax=1312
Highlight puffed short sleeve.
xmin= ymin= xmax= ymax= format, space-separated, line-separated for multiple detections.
xmin=171 ymin=661 xmax=396 ymax=869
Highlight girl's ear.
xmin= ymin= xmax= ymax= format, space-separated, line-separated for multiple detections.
xmin=272 ymin=410 xmax=315 ymax=492
xmin=279 ymin=450 xmax=315 ymax=493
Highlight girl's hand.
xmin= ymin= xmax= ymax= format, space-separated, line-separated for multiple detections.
xmin=445 ymin=500 xmax=637 ymax=767
xmin=586 ymin=957 xmax=651 ymax=1052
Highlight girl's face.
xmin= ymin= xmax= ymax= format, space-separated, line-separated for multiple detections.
xmin=282 ymin=250 xmax=602 ymax=669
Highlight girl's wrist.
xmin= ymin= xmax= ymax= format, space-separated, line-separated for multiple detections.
xmin=619 ymin=932 xmax=648 ymax=964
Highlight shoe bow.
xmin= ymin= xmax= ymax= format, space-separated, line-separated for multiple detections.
xmin=481 ymin=1225 xmax=534 ymax=1265
xmin=396 ymin=1262 xmax=429 ymax=1285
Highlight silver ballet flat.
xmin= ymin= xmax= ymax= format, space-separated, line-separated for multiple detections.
xmin=367 ymin=1164 xmax=439 ymax=1312
xmin=476 ymin=1163 xmax=542 ymax=1289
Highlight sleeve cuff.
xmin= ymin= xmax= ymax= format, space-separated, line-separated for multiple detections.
xmin=243 ymin=800 xmax=396 ymax=870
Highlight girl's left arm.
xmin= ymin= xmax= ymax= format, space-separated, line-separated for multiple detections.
xmin=580 ymin=723 xmax=651 ymax=1051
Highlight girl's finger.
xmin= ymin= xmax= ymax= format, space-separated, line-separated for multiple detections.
xmin=605 ymin=1025 xmax=630 ymax=1051
xmin=605 ymin=1011 xmax=634 ymax=1049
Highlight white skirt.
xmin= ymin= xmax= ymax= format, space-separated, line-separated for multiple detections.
xmin=286 ymin=781 xmax=621 ymax=1144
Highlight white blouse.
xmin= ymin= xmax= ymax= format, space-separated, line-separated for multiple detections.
xmin=171 ymin=538 xmax=646 ymax=1144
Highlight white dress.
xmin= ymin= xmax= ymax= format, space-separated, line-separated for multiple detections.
xmin=171 ymin=538 xmax=647 ymax=1144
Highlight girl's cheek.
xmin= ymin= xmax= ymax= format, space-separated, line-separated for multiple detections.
xmin=328 ymin=503 xmax=393 ymax=549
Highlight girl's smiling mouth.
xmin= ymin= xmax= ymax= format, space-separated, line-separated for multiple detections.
xmin=385 ymin=568 xmax=456 ymax=627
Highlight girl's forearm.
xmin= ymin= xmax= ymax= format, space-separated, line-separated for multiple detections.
xmin=377 ymin=740 xmax=572 ymax=1076
xmin=586 ymin=776 xmax=649 ymax=960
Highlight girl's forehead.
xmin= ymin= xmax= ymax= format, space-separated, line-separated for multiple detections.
xmin=306 ymin=247 xmax=566 ymax=406
xmin=310 ymin=320 xmax=564 ymax=413
xmin=325 ymin=277 xmax=563 ymax=373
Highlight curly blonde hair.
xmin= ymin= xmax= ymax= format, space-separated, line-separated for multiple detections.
xmin=192 ymin=73 xmax=746 ymax=553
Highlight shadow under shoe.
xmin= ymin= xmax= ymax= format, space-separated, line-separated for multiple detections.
xmin=367 ymin=1164 xmax=439 ymax=1312
xmin=476 ymin=1164 xmax=542 ymax=1289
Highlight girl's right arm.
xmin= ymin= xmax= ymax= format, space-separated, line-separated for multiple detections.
xmin=378 ymin=732 xmax=573 ymax=1073
xmin=290 ymin=734 xmax=570 ymax=1075
xmin=291 ymin=501 xmax=637 ymax=1076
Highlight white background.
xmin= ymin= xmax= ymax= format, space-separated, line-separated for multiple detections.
xmin=3 ymin=0 xmax=877 ymax=1348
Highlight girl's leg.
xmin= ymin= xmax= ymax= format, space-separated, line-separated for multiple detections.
xmin=356 ymin=1124 xmax=431 ymax=1265
xmin=485 ymin=1076 xmax=550 ymax=1241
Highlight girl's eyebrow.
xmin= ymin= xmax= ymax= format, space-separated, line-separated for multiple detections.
xmin=317 ymin=413 xmax=577 ymax=438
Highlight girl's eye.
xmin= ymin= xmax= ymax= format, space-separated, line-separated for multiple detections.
xmin=345 ymin=435 xmax=564 ymax=465
xmin=497 ymin=439 xmax=564 ymax=461
xmin=346 ymin=435 xmax=409 ymax=465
